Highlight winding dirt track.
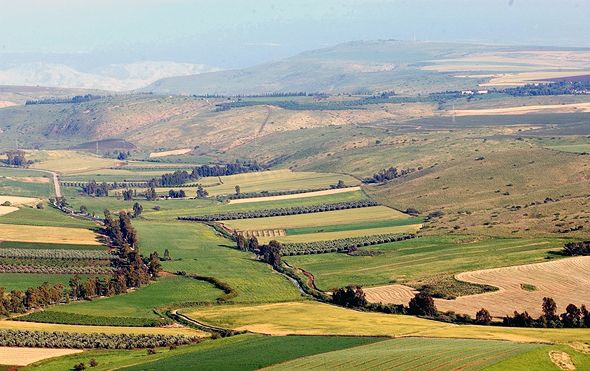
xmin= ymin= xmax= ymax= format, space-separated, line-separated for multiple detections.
xmin=365 ymin=256 xmax=590 ymax=318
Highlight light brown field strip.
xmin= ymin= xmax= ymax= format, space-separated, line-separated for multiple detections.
xmin=454 ymin=102 xmax=590 ymax=116
xmin=227 ymin=186 xmax=362 ymax=204
xmin=365 ymin=256 xmax=590 ymax=318
xmin=0 ymin=223 xmax=102 ymax=245
xmin=0 ymin=346 xmax=82 ymax=366
xmin=0 ymin=206 xmax=18 ymax=216
xmin=149 ymin=148 xmax=191 ymax=158
xmin=0 ymin=195 xmax=41 ymax=206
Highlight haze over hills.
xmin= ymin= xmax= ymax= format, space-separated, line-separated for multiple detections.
xmin=0 ymin=61 xmax=221 ymax=91
xmin=139 ymin=40 xmax=590 ymax=96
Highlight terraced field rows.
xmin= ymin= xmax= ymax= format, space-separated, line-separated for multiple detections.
xmin=365 ymin=256 xmax=590 ymax=318
xmin=264 ymin=337 xmax=542 ymax=371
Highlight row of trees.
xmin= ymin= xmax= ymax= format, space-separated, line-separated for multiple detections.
xmin=503 ymin=297 xmax=590 ymax=328
xmin=189 ymin=161 xmax=263 ymax=179
xmin=280 ymin=233 xmax=414 ymax=256
xmin=180 ymin=200 xmax=379 ymax=222
xmin=501 ymin=81 xmax=590 ymax=97
xmin=563 ymin=241 xmax=590 ymax=256
xmin=83 ymin=179 xmax=110 ymax=197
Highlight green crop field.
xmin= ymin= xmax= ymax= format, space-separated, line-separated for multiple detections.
xmin=284 ymin=235 xmax=567 ymax=292
xmin=0 ymin=206 xmax=97 ymax=229
xmin=133 ymin=220 xmax=303 ymax=303
xmin=222 ymin=206 xmax=406 ymax=231
xmin=0 ymin=175 xmax=54 ymax=198
xmin=285 ymin=217 xmax=424 ymax=235
xmin=265 ymin=337 xmax=542 ymax=371
xmin=46 ymin=275 xmax=222 ymax=319
xmin=0 ymin=273 xmax=102 ymax=291
xmin=181 ymin=301 xmax=451 ymax=337
xmin=20 ymin=334 xmax=383 ymax=371
xmin=27 ymin=150 xmax=123 ymax=175
xmin=484 ymin=344 xmax=590 ymax=371
xmin=156 ymin=170 xmax=359 ymax=196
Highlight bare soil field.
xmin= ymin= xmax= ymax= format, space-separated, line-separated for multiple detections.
xmin=365 ymin=256 xmax=590 ymax=318
xmin=0 ymin=196 xmax=41 ymax=206
xmin=149 ymin=148 xmax=191 ymax=158
xmin=481 ymin=71 xmax=590 ymax=86
xmin=0 ymin=347 xmax=82 ymax=366
xmin=0 ymin=206 xmax=18 ymax=216
xmin=454 ymin=102 xmax=590 ymax=116
xmin=227 ymin=186 xmax=362 ymax=204
xmin=0 ymin=224 xmax=102 ymax=245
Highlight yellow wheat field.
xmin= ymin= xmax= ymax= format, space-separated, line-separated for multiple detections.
xmin=454 ymin=102 xmax=590 ymax=116
xmin=0 ymin=195 xmax=41 ymax=206
xmin=0 ymin=223 xmax=102 ymax=245
xmin=227 ymin=186 xmax=362 ymax=204
xmin=365 ymin=256 xmax=590 ymax=318
xmin=149 ymin=148 xmax=191 ymax=158
xmin=0 ymin=206 xmax=18 ymax=216
xmin=0 ymin=347 xmax=82 ymax=366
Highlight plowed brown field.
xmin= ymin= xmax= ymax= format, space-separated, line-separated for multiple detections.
xmin=365 ymin=256 xmax=590 ymax=318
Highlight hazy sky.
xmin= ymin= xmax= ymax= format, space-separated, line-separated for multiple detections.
xmin=2 ymin=0 xmax=590 ymax=69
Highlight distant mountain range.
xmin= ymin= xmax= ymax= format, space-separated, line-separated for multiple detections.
xmin=0 ymin=61 xmax=221 ymax=91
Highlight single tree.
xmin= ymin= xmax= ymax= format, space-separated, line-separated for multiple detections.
xmin=408 ymin=292 xmax=437 ymax=316
xmin=235 ymin=185 xmax=241 ymax=195
xmin=475 ymin=308 xmax=492 ymax=325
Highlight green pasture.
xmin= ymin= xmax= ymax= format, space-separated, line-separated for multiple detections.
xmin=222 ymin=206 xmax=405 ymax=231
xmin=133 ymin=220 xmax=302 ymax=303
xmin=46 ymin=275 xmax=222 ymax=319
xmin=146 ymin=190 xmax=368 ymax=220
xmin=284 ymin=235 xmax=568 ymax=291
xmin=285 ymin=217 xmax=424 ymax=235
xmin=0 ymin=176 xmax=54 ymax=198
xmin=27 ymin=150 xmax=122 ymax=175
xmin=265 ymin=337 xmax=541 ymax=371
xmin=21 ymin=334 xmax=382 ymax=371
xmin=0 ymin=273 xmax=100 ymax=292
xmin=0 ymin=206 xmax=97 ymax=229
xmin=484 ymin=343 xmax=590 ymax=371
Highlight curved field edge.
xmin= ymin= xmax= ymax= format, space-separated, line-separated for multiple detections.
xmin=179 ymin=301 xmax=452 ymax=337
xmin=18 ymin=334 xmax=384 ymax=371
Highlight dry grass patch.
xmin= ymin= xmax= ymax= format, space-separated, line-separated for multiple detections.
xmin=481 ymin=71 xmax=590 ymax=86
xmin=180 ymin=301 xmax=451 ymax=337
xmin=550 ymin=351 xmax=576 ymax=370
xmin=149 ymin=148 xmax=191 ymax=158
xmin=0 ymin=196 xmax=40 ymax=207
xmin=454 ymin=102 xmax=590 ymax=116
xmin=227 ymin=186 xmax=362 ymax=204
xmin=366 ymin=257 xmax=590 ymax=319
xmin=0 ymin=347 xmax=82 ymax=366
xmin=0 ymin=206 xmax=18 ymax=216
xmin=0 ymin=224 xmax=102 ymax=245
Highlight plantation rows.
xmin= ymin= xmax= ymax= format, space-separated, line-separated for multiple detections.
xmin=0 ymin=248 xmax=115 ymax=261
xmin=17 ymin=311 xmax=173 ymax=327
xmin=0 ymin=329 xmax=197 ymax=349
xmin=222 ymin=186 xmax=347 ymax=200
xmin=281 ymin=233 xmax=415 ymax=255
xmin=0 ymin=264 xmax=115 ymax=275
xmin=180 ymin=200 xmax=379 ymax=222
xmin=0 ymin=258 xmax=111 ymax=268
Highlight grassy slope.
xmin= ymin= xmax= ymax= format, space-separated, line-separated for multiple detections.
xmin=265 ymin=337 xmax=541 ymax=371
xmin=284 ymin=235 xmax=567 ymax=291
xmin=0 ymin=176 xmax=54 ymax=198
xmin=46 ymin=276 xmax=222 ymax=319
xmin=21 ymin=334 xmax=383 ymax=371
xmin=483 ymin=343 xmax=590 ymax=371
xmin=133 ymin=220 xmax=302 ymax=303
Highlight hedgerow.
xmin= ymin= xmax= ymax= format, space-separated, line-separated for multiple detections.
xmin=179 ymin=200 xmax=379 ymax=222
xmin=15 ymin=311 xmax=172 ymax=327
xmin=0 ymin=329 xmax=197 ymax=349
xmin=281 ymin=233 xmax=415 ymax=255
xmin=189 ymin=274 xmax=238 ymax=301
xmin=0 ymin=264 xmax=114 ymax=275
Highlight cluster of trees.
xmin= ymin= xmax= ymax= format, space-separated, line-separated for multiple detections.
xmin=503 ymin=297 xmax=590 ymax=328
xmin=501 ymin=81 xmax=590 ymax=96
xmin=0 ymin=283 xmax=67 ymax=315
xmin=196 ymin=185 xmax=209 ymax=198
xmin=363 ymin=167 xmax=415 ymax=183
xmin=25 ymin=94 xmax=105 ymax=105
xmin=563 ymin=241 xmax=590 ymax=256
xmin=231 ymin=234 xmax=280 ymax=267
xmin=0 ymin=329 xmax=196 ymax=349
xmin=153 ymin=170 xmax=190 ymax=187
xmin=168 ymin=189 xmax=186 ymax=199
xmin=145 ymin=186 xmax=158 ymax=201
xmin=83 ymin=179 xmax=110 ymax=197
xmin=331 ymin=284 xmax=368 ymax=308
xmin=5 ymin=150 xmax=27 ymax=166
xmin=280 ymin=233 xmax=414 ymax=256
xmin=189 ymin=161 xmax=263 ymax=179
xmin=180 ymin=200 xmax=379 ymax=222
